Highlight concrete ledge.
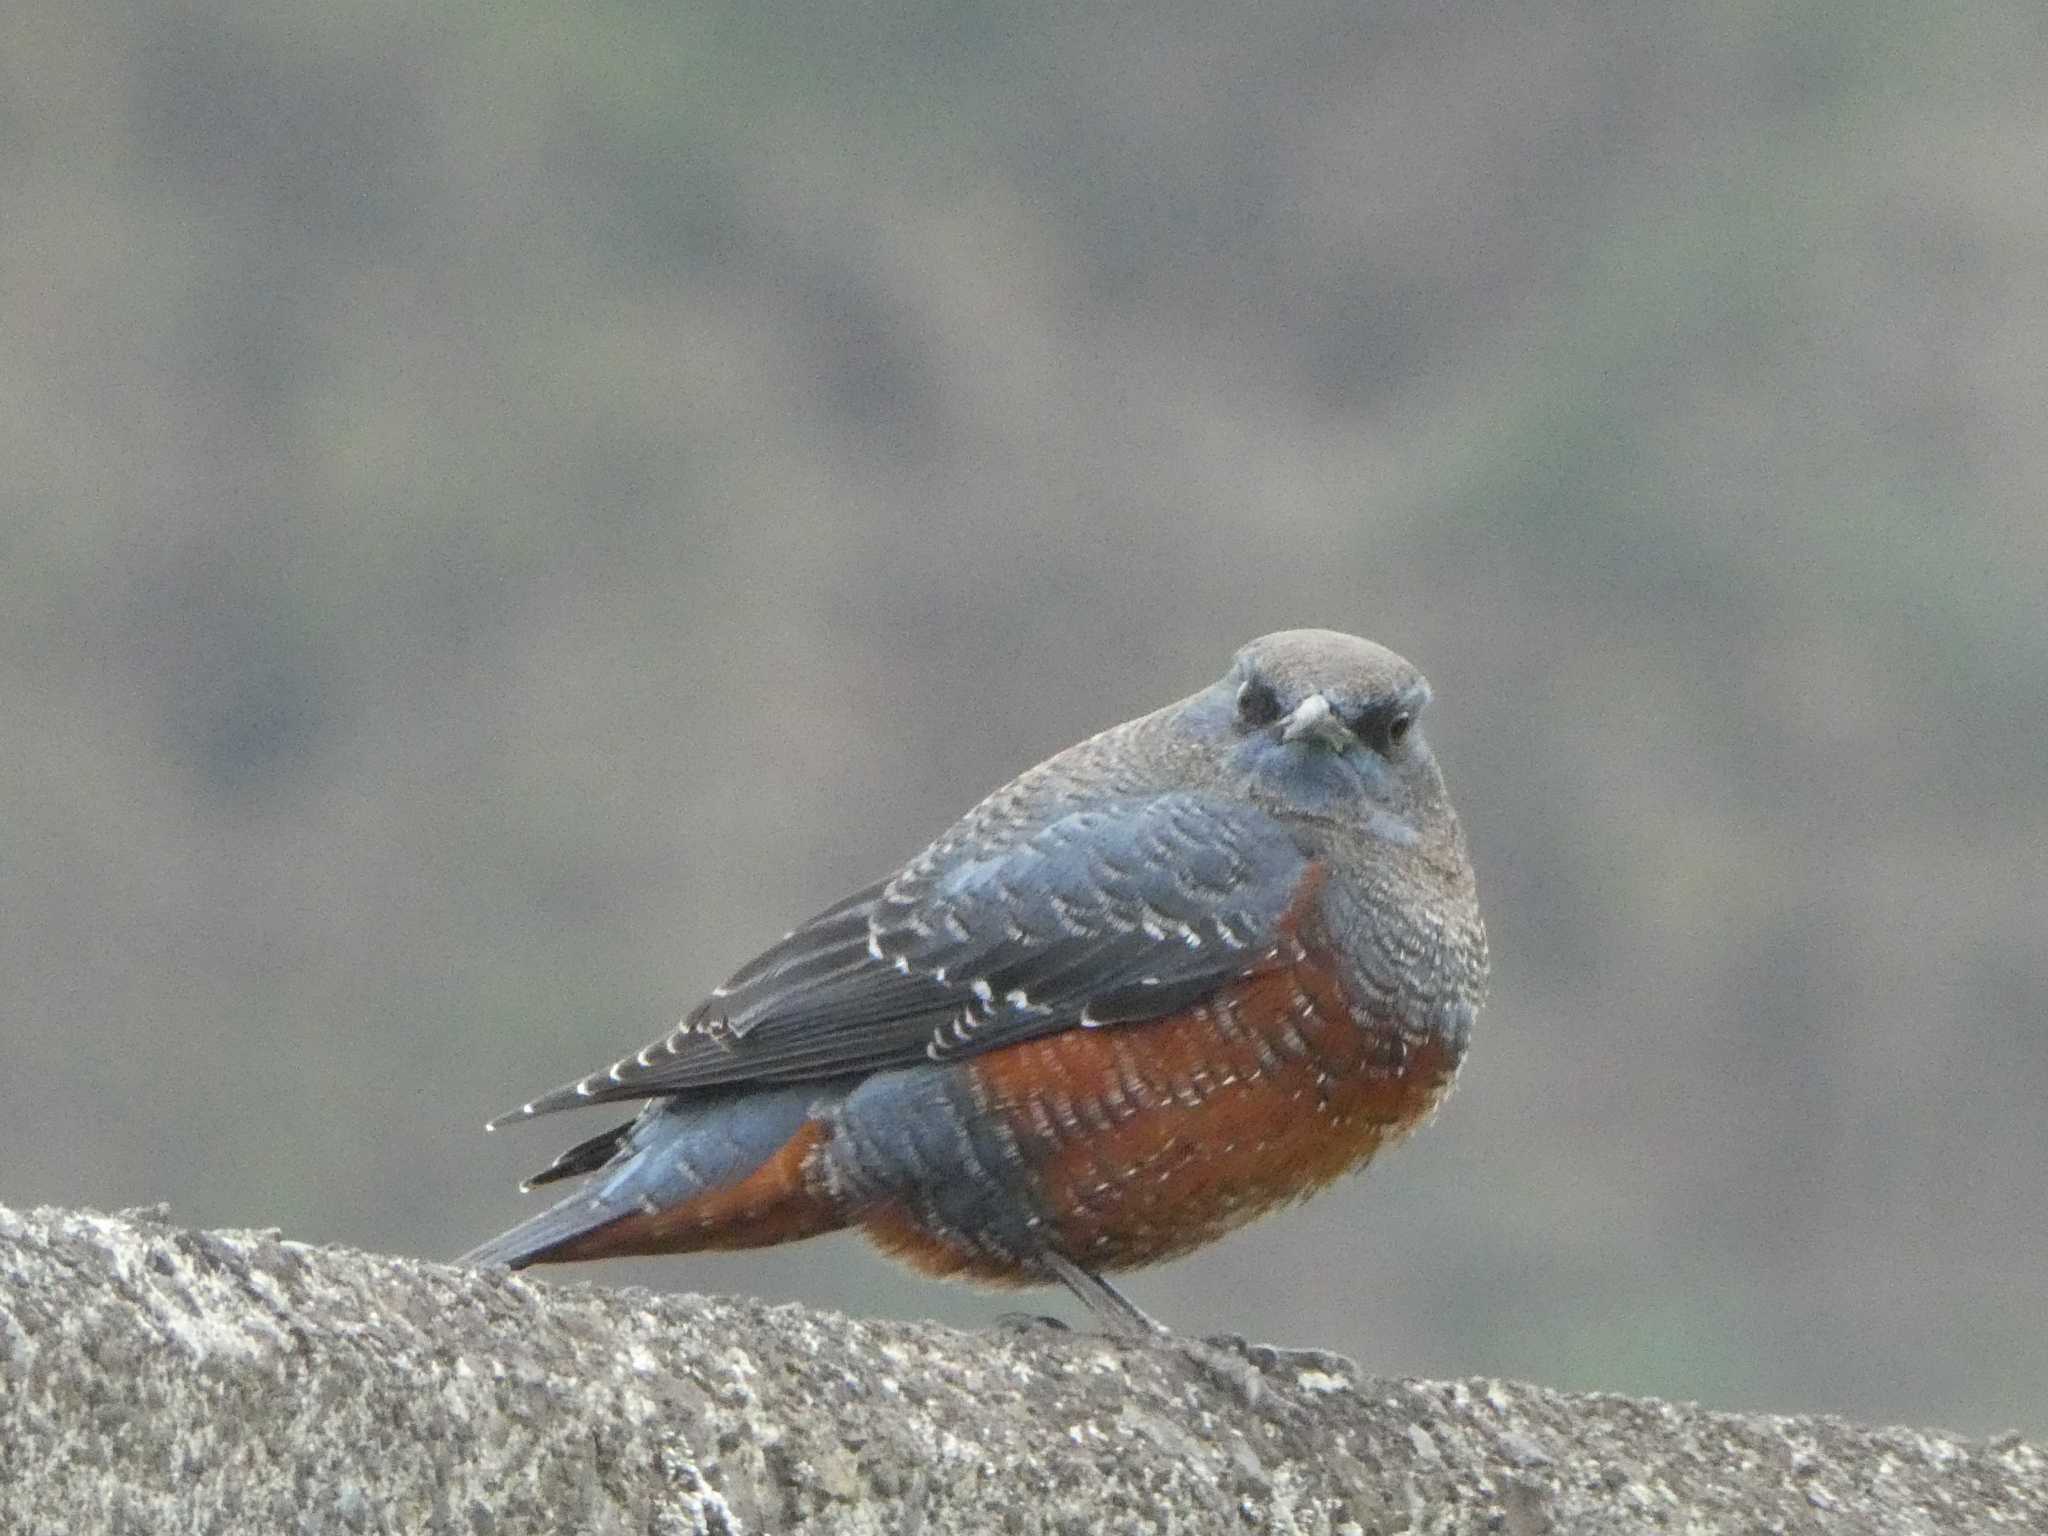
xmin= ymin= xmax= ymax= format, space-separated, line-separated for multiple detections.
xmin=0 ymin=1203 xmax=2039 ymax=1534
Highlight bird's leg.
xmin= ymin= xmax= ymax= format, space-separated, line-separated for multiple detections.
xmin=1044 ymin=1252 xmax=1169 ymax=1337
xmin=1036 ymin=1254 xmax=1319 ymax=1406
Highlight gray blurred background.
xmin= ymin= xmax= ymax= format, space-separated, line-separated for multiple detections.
xmin=5 ymin=1 xmax=2044 ymax=1439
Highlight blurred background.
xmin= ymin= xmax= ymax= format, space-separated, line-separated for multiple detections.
xmin=4 ymin=0 xmax=2044 ymax=1439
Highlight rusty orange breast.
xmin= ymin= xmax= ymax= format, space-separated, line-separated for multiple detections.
xmin=965 ymin=926 xmax=1458 ymax=1273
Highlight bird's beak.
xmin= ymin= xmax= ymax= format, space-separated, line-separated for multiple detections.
xmin=1279 ymin=692 xmax=1350 ymax=749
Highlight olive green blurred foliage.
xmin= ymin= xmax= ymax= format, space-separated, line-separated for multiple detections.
xmin=4 ymin=0 xmax=2044 ymax=1436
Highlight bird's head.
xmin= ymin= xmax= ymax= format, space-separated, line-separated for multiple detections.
xmin=1177 ymin=629 xmax=1463 ymax=864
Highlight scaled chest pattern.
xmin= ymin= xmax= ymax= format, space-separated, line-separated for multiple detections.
xmin=923 ymin=863 xmax=1473 ymax=1276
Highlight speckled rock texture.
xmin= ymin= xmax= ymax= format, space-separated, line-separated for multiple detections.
xmin=0 ymin=1205 xmax=2039 ymax=1535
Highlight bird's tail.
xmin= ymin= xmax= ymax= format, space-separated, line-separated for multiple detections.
xmin=460 ymin=1082 xmax=850 ymax=1269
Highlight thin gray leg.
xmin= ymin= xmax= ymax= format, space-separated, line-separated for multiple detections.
xmin=1044 ymin=1252 xmax=1169 ymax=1337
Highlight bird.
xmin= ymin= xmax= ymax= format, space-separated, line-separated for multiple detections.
xmin=463 ymin=628 xmax=1489 ymax=1335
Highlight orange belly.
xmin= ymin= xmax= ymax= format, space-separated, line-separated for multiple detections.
xmin=911 ymin=948 xmax=1457 ymax=1278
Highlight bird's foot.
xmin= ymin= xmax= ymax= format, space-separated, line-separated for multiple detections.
xmin=1172 ymin=1334 xmax=1355 ymax=1418
xmin=1199 ymin=1332 xmax=1358 ymax=1378
xmin=989 ymin=1311 xmax=1071 ymax=1334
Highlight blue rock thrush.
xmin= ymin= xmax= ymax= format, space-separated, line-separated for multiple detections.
xmin=463 ymin=629 xmax=1489 ymax=1333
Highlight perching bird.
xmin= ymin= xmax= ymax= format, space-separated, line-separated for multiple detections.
xmin=464 ymin=629 xmax=1488 ymax=1334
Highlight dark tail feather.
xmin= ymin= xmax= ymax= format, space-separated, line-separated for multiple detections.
xmin=460 ymin=1081 xmax=849 ymax=1270
xmin=459 ymin=1184 xmax=633 ymax=1269
xmin=523 ymin=1119 xmax=635 ymax=1190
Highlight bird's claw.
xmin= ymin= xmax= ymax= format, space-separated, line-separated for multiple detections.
xmin=1199 ymin=1332 xmax=1357 ymax=1378
xmin=990 ymin=1311 xmax=1071 ymax=1333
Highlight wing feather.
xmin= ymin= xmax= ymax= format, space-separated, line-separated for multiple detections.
xmin=493 ymin=793 xmax=1313 ymax=1124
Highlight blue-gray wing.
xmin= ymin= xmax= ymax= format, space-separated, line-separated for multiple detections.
xmin=494 ymin=793 xmax=1314 ymax=1123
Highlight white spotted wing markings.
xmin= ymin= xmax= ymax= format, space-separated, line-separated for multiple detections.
xmin=491 ymin=791 xmax=1311 ymax=1122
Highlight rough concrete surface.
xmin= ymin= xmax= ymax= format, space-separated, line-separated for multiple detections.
xmin=0 ymin=1204 xmax=2039 ymax=1535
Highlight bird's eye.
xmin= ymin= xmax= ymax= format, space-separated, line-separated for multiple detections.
xmin=1352 ymin=707 xmax=1415 ymax=755
xmin=1236 ymin=678 xmax=1282 ymax=728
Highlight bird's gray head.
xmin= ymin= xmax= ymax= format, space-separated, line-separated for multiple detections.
xmin=1176 ymin=629 xmax=1462 ymax=864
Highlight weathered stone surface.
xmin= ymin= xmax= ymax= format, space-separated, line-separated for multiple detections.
xmin=0 ymin=1203 xmax=2039 ymax=1534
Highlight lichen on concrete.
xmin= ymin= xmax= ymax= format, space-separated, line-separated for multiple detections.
xmin=1 ymin=1204 xmax=2040 ymax=1534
